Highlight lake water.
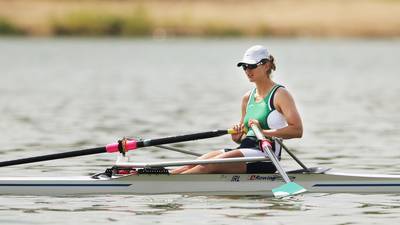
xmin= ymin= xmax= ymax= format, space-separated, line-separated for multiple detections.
xmin=0 ymin=37 xmax=399 ymax=224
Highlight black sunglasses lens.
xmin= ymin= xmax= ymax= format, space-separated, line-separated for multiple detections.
xmin=242 ymin=64 xmax=257 ymax=70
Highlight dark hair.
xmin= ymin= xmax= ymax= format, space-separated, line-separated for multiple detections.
xmin=266 ymin=55 xmax=276 ymax=75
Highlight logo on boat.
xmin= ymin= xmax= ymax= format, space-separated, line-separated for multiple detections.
xmin=248 ymin=175 xmax=297 ymax=181
xmin=248 ymin=175 xmax=278 ymax=181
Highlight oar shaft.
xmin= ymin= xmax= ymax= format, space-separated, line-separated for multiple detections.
xmin=0 ymin=129 xmax=233 ymax=167
xmin=251 ymin=125 xmax=307 ymax=197
xmin=105 ymin=129 xmax=233 ymax=153
xmin=251 ymin=125 xmax=291 ymax=183
xmin=139 ymin=130 xmax=233 ymax=147
xmin=0 ymin=147 xmax=105 ymax=168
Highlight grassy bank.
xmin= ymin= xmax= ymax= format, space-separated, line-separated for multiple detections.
xmin=51 ymin=8 xmax=154 ymax=36
xmin=51 ymin=10 xmax=252 ymax=37
xmin=0 ymin=17 xmax=25 ymax=35
xmin=0 ymin=0 xmax=400 ymax=37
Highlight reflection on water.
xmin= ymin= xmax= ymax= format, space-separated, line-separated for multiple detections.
xmin=1 ymin=194 xmax=400 ymax=224
xmin=0 ymin=38 xmax=400 ymax=224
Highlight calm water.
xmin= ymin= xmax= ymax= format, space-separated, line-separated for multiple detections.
xmin=0 ymin=37 xmax=399 ymax=224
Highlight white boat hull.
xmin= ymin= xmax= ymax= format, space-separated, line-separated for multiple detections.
xmin=1 ymin=169 xmax=400 ymax=196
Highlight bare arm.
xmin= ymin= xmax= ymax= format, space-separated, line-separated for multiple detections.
xmin=263 ymin=88 xmax=303 ymax=139
xmin=231 ymin=91 xmax=250 ymax=143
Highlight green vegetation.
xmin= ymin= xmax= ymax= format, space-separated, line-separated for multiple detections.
xmin=121 ymin=7 xmax=153 ymax=36
xmin=51 ymin=7 xmax=153 ymax=36
xmin=0 ymin=0 xmax=399 ymax=37
xmin=202 ymin=22 xmax=243 ymax=37
xmin=0 ymin=17 xmax=24 ymax=35
xmin=52 ymin=12 xmax=124 ymax=36
xmin=0 ymin=6 xmax=268 ymax=38
xmin=50 ymin=8 xmax=245 ymax=37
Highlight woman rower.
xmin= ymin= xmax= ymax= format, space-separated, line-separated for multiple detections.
xmin=171 ymin=45 xmax=303 ymax=174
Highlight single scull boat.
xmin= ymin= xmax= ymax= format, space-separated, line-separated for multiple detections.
xmin=0 ymin=166 xmax=399 ymax=196
xmin=0 ymin=129 xmax=398 ymax=196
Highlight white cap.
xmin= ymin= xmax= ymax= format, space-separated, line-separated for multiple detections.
xmin=237 ymin=45 xmax=270 ymax=66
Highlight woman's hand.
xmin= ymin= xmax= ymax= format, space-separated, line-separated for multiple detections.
xmin=248 ymin=119 xmax=261 ymax=130
xmin=231 ymin=123 xmax=244 ymax=143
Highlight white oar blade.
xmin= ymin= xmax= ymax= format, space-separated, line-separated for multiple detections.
xmin=272 ymin=182 xmax=307 ymax=198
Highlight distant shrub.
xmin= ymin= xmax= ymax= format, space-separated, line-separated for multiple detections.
xmin=202 ymin=22 xmax=243 ymax=37
xmin=121 ymin=7 xmax=153 ymax=36
xmin=254 ymin=24 xmax=271 ymax=36
xmin=0 ymin=17 xmax=24 ymax=35
xmin=52 ymin=7 xmax=154 ymax=36
xmin=52 ymin=11 xmax=124 ymax=36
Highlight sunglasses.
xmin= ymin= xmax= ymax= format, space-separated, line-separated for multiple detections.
xmin=242 ymin=59 xmax=268 ymax=71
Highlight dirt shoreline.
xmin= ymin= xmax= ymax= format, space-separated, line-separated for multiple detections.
xmin=1 ymin=0 xmax=400 ymax=37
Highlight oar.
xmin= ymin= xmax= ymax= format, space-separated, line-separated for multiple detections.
xmin=251 ymin=125 xmax=306 ymax=197
xmin=0 ymin=129 xmax=235 ymax=167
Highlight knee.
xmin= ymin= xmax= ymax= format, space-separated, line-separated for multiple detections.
xmin=216 ymin=150 xmax=244 ymax=159
xmin=199 ymin=150 xmax=223 ymax=159
xmin=195 ymin=164 xmax=218 ymax=173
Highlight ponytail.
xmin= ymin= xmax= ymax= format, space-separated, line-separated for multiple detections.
xmin=267 ymin=55 xmax=276 ymax=75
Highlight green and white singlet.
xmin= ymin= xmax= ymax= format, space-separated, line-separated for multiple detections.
xmin=240 ymin=84 xmax=288 ymax=158
xmin=244 ymin=84 xmax=287 ymax=136
xmin=222 ymin=85 xmax=288 ymax=173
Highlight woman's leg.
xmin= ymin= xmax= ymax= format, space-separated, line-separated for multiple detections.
xmin=170 ymin=150 xmax=224 ymax=174
xmin=181 ymin=150 xmax=246 ymax=174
